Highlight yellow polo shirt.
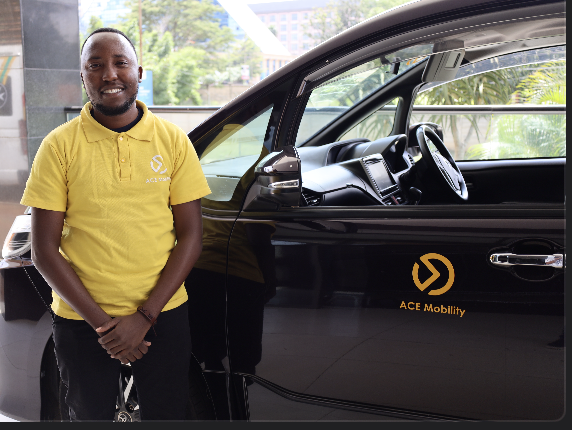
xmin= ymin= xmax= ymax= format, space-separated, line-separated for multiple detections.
xmin=21 ymin=101 xmax=211 ymax=320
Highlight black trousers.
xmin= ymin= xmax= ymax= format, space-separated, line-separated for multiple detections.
xmin=52 ymin=303 xmax=191 ymax=421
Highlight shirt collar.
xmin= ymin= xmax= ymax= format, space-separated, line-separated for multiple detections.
xmin=81 ymin=100 xmax=155 ymax=143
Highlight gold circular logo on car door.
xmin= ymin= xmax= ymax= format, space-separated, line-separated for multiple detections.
xmin=412 ymin=253 xmax=455 ymax=295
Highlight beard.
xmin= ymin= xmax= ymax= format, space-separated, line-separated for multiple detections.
xmin=91 ymin=84 xmax=138 ymax=116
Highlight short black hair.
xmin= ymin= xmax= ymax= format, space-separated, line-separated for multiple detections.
xmin=81 ymin=27 xmax=138 ymax=60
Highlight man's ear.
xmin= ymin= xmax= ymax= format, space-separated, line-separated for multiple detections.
xmin=138 ymin=66 xmax=143 ymax=82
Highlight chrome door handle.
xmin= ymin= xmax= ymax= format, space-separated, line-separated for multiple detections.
xmin=490 ymin=253 xmax=565 ymax=269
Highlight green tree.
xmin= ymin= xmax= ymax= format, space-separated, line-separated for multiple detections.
xmin=465 ymin=60 xmax=566 ymax=159
xmin=516 ymin=60 xmax=566 ymax=105
xmin=367 ymin=0 xmax=413 ymax=17
xmin=115 ymin=0 xmax=237 ymax=105
xmin=123 ymin=0 xmax=233 ymax=54
xmin=226 ymin=38 xmax=263 ymax=82
xmin=415 ymin=67 xmax=531 ymax=158
xmin=416 ymin=60 xmax=566 ymax=160
xmin=81 ymin=15 xmax=104 ymax=46
xmin=132 ymin=28 xmax=205 ymax=105
xmin=305 ymin=0 xmax=411 ymax=44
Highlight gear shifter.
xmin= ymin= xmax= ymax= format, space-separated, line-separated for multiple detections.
xmin=408 ymin=187 xmax=422 ymax=205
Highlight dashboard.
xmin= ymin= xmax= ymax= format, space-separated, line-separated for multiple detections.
xmin=298 ymin=134 xmax=415 ymax=206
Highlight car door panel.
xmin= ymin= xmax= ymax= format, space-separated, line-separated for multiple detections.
xmin=457 ymin=158 xmax=565 ymax=204
xmin=225 ymin=207 xmax=564 ymax=420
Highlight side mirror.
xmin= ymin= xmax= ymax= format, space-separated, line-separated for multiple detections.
xmin=243 ymin=146 xmax=302 ymax=211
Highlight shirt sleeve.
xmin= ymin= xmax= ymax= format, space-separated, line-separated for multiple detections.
xmin=169 ymin=130 xmax=211 ymax=206
xmin=20 ymin=135 xmax=68 ymax=212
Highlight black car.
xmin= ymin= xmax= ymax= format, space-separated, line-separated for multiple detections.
xmin=0 ymin=0 xmax=565 ymax=421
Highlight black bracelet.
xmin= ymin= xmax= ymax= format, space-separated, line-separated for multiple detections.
xmin=137 ymin=306 xmax=157 ymax=335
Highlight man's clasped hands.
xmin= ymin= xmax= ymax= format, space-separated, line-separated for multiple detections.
xmin=95 ymin=313 xmax=153 ymax=364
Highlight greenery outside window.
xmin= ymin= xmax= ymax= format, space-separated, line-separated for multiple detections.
xmin=295 ymin=55 xmax=424 ymax=146
xmin=338 ymin=98 xmax=399 ymax=141
xmin=414 ymin=46 xmax=566 ymax=160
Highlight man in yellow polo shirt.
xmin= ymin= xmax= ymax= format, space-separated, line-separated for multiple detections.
xmin=21 ymin=28 xmax=210 ymax=421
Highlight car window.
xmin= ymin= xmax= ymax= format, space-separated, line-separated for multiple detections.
xmin=295 ymin=56 xmax=424 ymax=146
xmin=199 ymin=104 xmax=274 ymax=202
xmin=338 ymin=98 xmax=399 ymax=141
xmin=413 ymin=46 xmax=566 ymax=161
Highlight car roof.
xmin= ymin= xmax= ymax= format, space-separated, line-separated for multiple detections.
xmin=189 ymin=0 xmax=565 ymax=142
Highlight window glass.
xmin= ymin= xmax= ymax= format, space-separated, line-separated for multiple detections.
xmin=281 ymin=14 xmax=286 ymax=21
xmin=295 ymin=57 xmax=422 ymax=146
xmin=200 ymin=105 xmax=274 ymax=202
xmin=291 ymin=43 xmax=298 ymax=51
xmin=260 ymin=15 xmax=265 ymax=22
xmin=292 ymin=24 xmax=297 ymax=31
xmin=269 ymin=15 xmax=275 ymax=22
xmin=292 ymin=13 xmax=297 ymax=20
xmin=291 ymin=34 xmax=298 ymax=41
xmin=280 ymin=34 xmax=287 ymax=41
xmin=280 ymin=24 xmax=287 ymax=31
xmin=413 ymin=46 xmax=566 ymax=160
xmin=339 ymin=98 xmax=399 ymax=141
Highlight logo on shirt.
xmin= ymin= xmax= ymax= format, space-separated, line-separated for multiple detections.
xmin=150 ymin=155 xmax=167 ymax=174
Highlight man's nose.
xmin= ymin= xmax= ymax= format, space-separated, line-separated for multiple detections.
xmin=102 ymin=65 xmax=118 ymax=81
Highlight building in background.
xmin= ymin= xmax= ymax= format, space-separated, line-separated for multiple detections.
xmin=217 ymin=0 xmax=293 ymax=79
xmin=248 ymin=0 xmax=332 ymax=57
xmin=213 ymin=0 xmax=246 ymax=41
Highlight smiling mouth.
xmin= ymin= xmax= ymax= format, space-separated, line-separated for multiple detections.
xmin=102 ymin=88 xmax=124 ymax=94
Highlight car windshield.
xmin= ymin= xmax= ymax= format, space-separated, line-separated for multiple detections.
xmin=295 ymin=54 xmax=427 ymax=146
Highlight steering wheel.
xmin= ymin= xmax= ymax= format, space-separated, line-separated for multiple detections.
xmin=416 ymin=125 xmax=468 ymax=202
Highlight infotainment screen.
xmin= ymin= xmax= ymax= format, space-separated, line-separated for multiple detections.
xmin=360 ymin=154 xmax=394 ymax=196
